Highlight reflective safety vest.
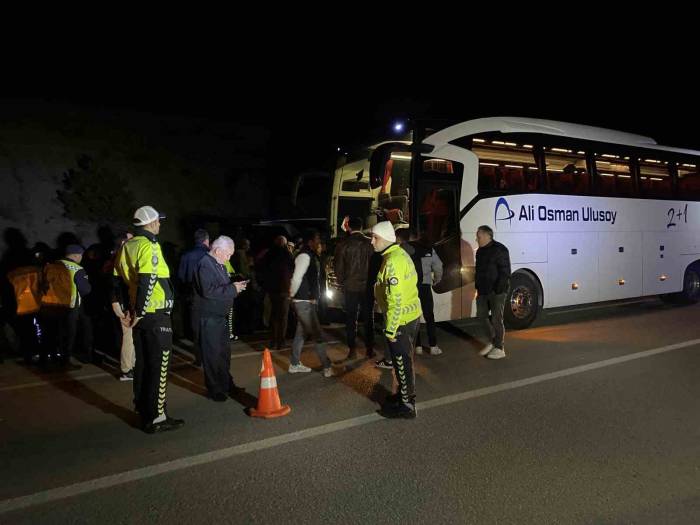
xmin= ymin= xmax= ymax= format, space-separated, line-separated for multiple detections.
xmin=374 ymin=244 xmax=422 ymax=339
xmin=113 ymin=234 xmax=172 ymax=315
xmin=41 ymin=260 xmax=82 ymax=309
xmin=7 ymin=266 xmax=42 ymax=315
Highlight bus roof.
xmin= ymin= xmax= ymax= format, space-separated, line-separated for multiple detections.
xmin=423 ymin=117 xmax=700 ymax=157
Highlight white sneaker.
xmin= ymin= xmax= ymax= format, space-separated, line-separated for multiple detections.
xmin=415 ymin=346 xmax=424 ymax=355
xmin=119 ymin=370 xmax=134 ymax=382
xmin=479 ymin=343 xmax=494 ymax=357
xmin=429 ymin=346 xmax=443 ymax=356
xmin=486 ymin=347 xmax=506 ymax=360
xmin=288 ymin=363 xmax=312 ymax=373
xmin=323 ymin=367 xmax=334 ymax=378
xmin=375 ymin=358 xmax=394 ymax=369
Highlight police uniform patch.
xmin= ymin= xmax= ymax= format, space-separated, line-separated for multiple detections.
xmin=389 ymin=277 xmax=399 ymax=285
xmin=152 ymin=255 xmax=159 ymax=266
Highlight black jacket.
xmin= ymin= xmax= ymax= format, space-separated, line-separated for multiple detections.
xmin=475 ymin=240 xmax=511 ymax=295
xmin=260 ymin=246 xmax=294 ymax=294
xmin=177 ymin=242 xmax=209 ymax=290
xmin=193 ymin=254 xmax=237 ymax=317
xmin=333 ymin=232 xmax=374 ymax=292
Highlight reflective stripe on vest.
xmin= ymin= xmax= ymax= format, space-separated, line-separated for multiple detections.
xmin=60 ymin=260 xmax=82 ymax=309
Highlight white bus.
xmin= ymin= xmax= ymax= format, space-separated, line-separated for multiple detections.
xmin=324 ymin=117 xmax=700 ymax=328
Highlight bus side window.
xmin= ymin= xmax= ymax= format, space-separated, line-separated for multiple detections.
xmin=639 ymin=158 xmax=672 ymax=199
xmin=677 ymin=161 xmax=700 ymax=200
xmin=379 ymin=155 xmax=412 ymax=225
xmin=418 ymin=187 xmax=456 ymax=244
xmin=544 ymin=148 xmax=590 ymax=195
xmin=472 ymin=138 xmax=539 ymax=195
xmin=595 ymin=154 xmax=632 ymax=197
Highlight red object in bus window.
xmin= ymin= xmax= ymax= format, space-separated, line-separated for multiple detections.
xmin=420 ymin=189 xmax=449 ymax=242
xmin=382 ymin=159 xmax=393 ymax=194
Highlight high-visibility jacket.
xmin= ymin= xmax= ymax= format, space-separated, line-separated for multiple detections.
xmin=374 ymin=244 xmax=422 ymax=339
xmin=41 ymin=260 xmax=84 ymax=309
xmin=113 ymin=232 xmax=173 ymax=316
xmin=7 ymin=265 xmax=42 ymax=315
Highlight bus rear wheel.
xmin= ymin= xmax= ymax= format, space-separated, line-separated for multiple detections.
xmin=662 ymin=265 xmax=700 ymax=305
xmin=504 ymin=272 xmax=541 ymax=329
xmin=681 ymin=267 xmax=700 ymax=303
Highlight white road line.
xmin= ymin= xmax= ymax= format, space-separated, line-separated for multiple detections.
xmin=2 ymin=337 xmax=699 ymax=515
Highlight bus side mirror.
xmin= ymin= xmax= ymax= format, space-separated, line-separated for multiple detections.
xmin=368 ymin=142 xmax=434 ymax=190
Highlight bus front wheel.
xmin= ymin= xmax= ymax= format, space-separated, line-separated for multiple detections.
xmin=504 ymin=272 xmax=541 ymax=329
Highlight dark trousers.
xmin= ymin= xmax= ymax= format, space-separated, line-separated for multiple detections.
xmin=133 ymin=313 xmax=173 ymax=424
xmin=75 ymin=306 xmax=94 ymax=363
xmin=476 ymin=292 xmax=507 ymax=349
xmin=344 ymin=290 xmax=375 ymax=352
xmin=415 ymin=284 xmax=437 ymax=348
xmin=40 ymin=307 xmax=78 ymax=364
xmin=387 ymin=318 xmax=420 ymax=403
xmin=270 ymin=293 xmax=290 ymax=348
xmin=200 ymin=315 xmax=233 ymax=397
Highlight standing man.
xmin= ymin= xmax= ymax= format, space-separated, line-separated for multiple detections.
xmin=194 ymin=236 xmax=247 ymax=402
xmin=288 ymin=229 xmax=333 ymax=377
xmin=262 ymin=235 xmax=294 ymax=350
xmin=334 ymin=217 xmax=375 ymax=360
xmin=371 ymin=221 xmax=422 ymax=419
xmin=5 ymin=250 xmax=43 ymax=365
xmin=231 ymin=238 xmax=254 ymax=334
xmin=475 ymin=225 xmax=511 ymax=360
xmin=177 ymin=228 xmax=210 ymax=366
xmin=397 ymin=229 xmax=444 ymax=356
xmin=114 ymin=206 xmax=184 ymax=434
xmin=39 ymin=244 xmax=91 ymax=369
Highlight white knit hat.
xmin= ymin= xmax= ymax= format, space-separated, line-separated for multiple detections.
xmin=371 ymin=221 xmax=396 ymax=243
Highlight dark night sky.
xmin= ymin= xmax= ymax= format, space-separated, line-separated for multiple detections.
xmin=5 ymin=46 xmax=699 ymax=179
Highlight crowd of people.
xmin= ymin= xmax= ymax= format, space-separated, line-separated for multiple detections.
xmin=0 ymin=205 xmax=512 ymax=428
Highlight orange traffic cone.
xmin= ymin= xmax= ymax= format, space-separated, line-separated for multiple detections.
xmin=250 ymin=349 xmax=291 ymax=418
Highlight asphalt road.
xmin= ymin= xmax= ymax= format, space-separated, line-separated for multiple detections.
xmin=1 ymin=298 xmax=700 ymax=524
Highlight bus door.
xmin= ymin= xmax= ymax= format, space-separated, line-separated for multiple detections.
xmin=416 ymin=159 xmax=465 ymax=322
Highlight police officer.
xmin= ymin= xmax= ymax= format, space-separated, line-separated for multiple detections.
xmin=40 ymin=244 xmax=91 ymax=369
xmin=5 ymin=247 xmax=44 ymax=364
xmin=113 ymin=206 xmax=184 ymax=434
xmin=370 ymin=221 xmax=422 ymax=419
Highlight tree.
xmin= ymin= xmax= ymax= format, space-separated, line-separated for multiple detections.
xmin=57 ymin=154 xmax=135 ymax=225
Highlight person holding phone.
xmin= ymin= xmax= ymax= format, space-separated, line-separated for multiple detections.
xmin=194 ymin=236 xmax=248 ymax=402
